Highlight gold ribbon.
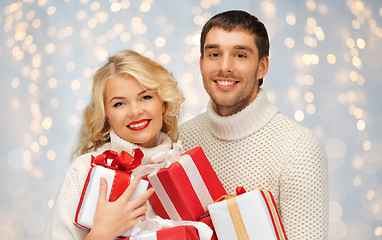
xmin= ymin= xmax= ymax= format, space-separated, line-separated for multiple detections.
xmin=226 ymin=197 xmax=249 ymax=240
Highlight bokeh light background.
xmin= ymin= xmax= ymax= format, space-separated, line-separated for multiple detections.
xmin=1 ymin=0 xmax=381 ymax=239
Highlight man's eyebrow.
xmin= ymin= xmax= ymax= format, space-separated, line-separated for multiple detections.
xmin=204 ymin=44 xmax=219 ymax=50
xmin=204 ymin=44 xmax=254 ymax=53
xmin=234 ymin=45 xmax=254 ymax=52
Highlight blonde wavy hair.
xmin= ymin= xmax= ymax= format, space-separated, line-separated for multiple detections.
xmin=72 ymin=50 xmax=184 ymax=158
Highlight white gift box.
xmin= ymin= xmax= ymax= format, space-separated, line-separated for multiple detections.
xmin=74 ymin=165 xmax=149 ymax=237
xmin=208 ymin=189 xmax=288 ymax=240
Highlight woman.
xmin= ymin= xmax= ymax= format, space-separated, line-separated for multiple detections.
xmin=44 ymin=50 xmax=184 ymax=240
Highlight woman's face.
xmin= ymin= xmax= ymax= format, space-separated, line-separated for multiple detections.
xmin=104 ymin=75 xmax=165 ymax=148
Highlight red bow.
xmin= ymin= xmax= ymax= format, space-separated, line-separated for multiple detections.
xmin=235 ymin=186 xmax=247 ymax=195
xmin=91 ymin=149 xmax=143 ymax=174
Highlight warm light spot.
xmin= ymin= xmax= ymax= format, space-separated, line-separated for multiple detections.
xmin=47 ymin=150 xmax=56 ymax=161
xmin=28 ymin=83 xmax=38 ymax=94
xmin=42 ymin=117 xmax=53 ymax=130
xmin=90 ymin=1 xmax=100 ymax=11
xmin=31 ymin=141 xmax=40 ymax=152
xmin=140 ymin=2 xmax=151 ymax=12
xmin=352 ymin=56 xmax=362 ymax=68
xmin=155 ymin=37 xmax=166 ymax=47
xmin=285 ymin=38 xmax=295 ymax=48
xmin=159 ymin=53 xmax=170 ymax=65
xmin=294 ymin=110 xmax=305 ymax=122
xmin=327 ymin=54 xmax=336 ymax=64
xmin=47 ymin=6 xmax=56 ymax=16
xmin=306 ymin=104 xmax=316 ymax=115
xmin=306 ymin=0 xmax=316 ymax=10
xmin=110 ymin=2 xmax=121 ymax=12
xmin=375 ymin=226 xmax=382 ymax=237
xmin=353 ymin=176 xmax=362 ymax=187
xmin=304 ymin=92 xmax=315 ymax=102
xmin=354 ymin=108 xmax=363 ymax=119
xmin=363 ymin=140 xmax=371 ymax=151
xmin=356 ymin=38 xmax=365 ymax=49
xmin=307 ymin=17 xmax=317 ymax=28
xmin=346 ymin=38 xmax=355 ymax=48
xmin=39 ymin=135 xmax=48 ymax=146
xmin=286 ymin=12 xmax=296 ymax=25
xmin=71 ymin=79 xmax=81 ymax=91
xmin=349 ymin=71 xmax=358 ymax=82
xmin=304 ymin=75 xmax=314 ymax=86
xmin=357 ymin=120 xmax=366 ymax=131
xmin=69 ymin=115 xmax=79 ymax=126
xmin=352 ymin=156 xmax=363 ymax=169
xmin=120 ymin=32 xmax=131 ymax=43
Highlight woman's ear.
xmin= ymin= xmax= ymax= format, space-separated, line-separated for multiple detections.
xmin=162 ymin=102 xmax=166 ymax=114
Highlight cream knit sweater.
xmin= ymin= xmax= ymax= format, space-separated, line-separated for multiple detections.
xmin=179 ymin=89 xmax=329 ymax=239
xmin=44 ymin=130 xmax=172 ymax=240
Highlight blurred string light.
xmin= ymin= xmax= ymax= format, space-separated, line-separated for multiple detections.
xmin=1 ymin=0 xmax=382 ymax=239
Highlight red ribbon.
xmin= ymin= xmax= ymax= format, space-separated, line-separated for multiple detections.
xmin=91 ymin=149 xmax=143 ymax=174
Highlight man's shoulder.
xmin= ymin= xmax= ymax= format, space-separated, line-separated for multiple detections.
xmin=179 ymin=112 xmax=209 ymax=131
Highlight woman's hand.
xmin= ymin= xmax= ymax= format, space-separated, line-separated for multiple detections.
xmin=85 ymin=176 xmax=155 ymax=240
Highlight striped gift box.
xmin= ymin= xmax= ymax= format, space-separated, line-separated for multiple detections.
xmin=208 ymin=188 xmax=288 ymax=240
xmin=145 ymin=147 xmax=227 ymax=221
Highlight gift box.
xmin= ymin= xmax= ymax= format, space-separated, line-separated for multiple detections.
xmin=144 ymin=146 xmax=226 ymax=221
xmin=208 ymin=187 xmax=288 ymax=240
xmin=121 ymin=225 xmax=199 ymax=240
xmin=197 ymin=215 xmax=217 ymax=240
xmin=74 ymin=149 xmax=149 ymax=237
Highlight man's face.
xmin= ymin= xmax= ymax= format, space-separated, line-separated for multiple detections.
xmin=200 ymin=27 xmax=269 ymax=116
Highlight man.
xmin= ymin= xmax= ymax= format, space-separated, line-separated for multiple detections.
xmin=179 ymin=10 xmax=328 ymax=239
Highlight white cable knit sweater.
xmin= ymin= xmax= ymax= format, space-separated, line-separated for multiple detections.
xmin=179 ymin=89 xmax=328 ymax=239
xmin=44 ymin=130 xmax=172 ymax=240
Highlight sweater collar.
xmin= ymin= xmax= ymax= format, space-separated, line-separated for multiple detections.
xmin=207 ymin=89 xmax=279 ymax=141
xmin=109 ymin=130 xmax=173 ymax=164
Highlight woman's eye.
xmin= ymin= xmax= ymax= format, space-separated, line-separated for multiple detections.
xmin=113 ymin=102 xmax=123 ymax=107
xmin=141 ymin=95 xmax=153 ymax=101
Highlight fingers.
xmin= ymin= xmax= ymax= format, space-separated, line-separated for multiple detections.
xmin=97 ymin=177 xmax=108 ymax=205
xmin=131 ymin=201 xmax=149 ymax=218
xmin=120 ymin=175 xmax=142 ymax=200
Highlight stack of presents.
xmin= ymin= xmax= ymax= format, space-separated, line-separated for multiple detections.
xmin=74 ymin=145 xmax=288 ymax=239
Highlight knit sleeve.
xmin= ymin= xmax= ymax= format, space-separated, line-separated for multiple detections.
xmin=280 ymin=129 xmax=328 ymax=239
xmin=44 ymin=159 xmax=90 ymax=240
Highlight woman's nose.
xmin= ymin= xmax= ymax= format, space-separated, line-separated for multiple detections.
xmin=127 ymin=102 xmax=143 ymax=117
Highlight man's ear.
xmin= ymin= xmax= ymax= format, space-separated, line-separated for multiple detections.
xmin=199 ymin=55 xmax=203 ymax=73
xmin=257 ymin=56 xmax=269 ymax=80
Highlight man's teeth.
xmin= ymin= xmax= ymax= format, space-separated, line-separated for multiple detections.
xmin=129 ymin=120 xmax=148 ymax=128
xmin=217 ymin=81 xmax=235 ymax=86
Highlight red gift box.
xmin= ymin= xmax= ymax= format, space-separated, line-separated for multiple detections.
xmin=198 ymin=215 xmax=217 ymax=240
xmin=121 ymin=225 xmax=199 ymax=240
xmin=74 ymin=149 xmax=148 ymax=237
xmin=144 ymin=147 xmax=226 ymax=221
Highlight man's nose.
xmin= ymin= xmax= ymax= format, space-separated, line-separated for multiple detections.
xmin=219 ymin=55 xmax=233 ymax=73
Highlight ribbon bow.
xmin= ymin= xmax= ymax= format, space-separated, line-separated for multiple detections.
xmin=91 ymin=149 xmax=143 ymax=174
xmin=133 ymin=141 xmax=184 ymax=176
xmin=212 ymin=185 xmax=262 ymax=204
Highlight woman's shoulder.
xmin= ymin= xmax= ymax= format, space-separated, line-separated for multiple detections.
xmin=70 ymin=143 xmax=111 ymax=171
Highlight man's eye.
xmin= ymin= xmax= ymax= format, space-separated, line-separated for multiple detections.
xmin=209 ymin=53 xmax=220 ymax=57
xmin=113 ymin=102 xmax=123 ymax=107
xmin=236 ymin=54 xmax=246 ymax=58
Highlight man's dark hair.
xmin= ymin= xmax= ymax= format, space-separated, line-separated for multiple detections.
xmin=200 ymin=10 xmax=270 ymax=86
